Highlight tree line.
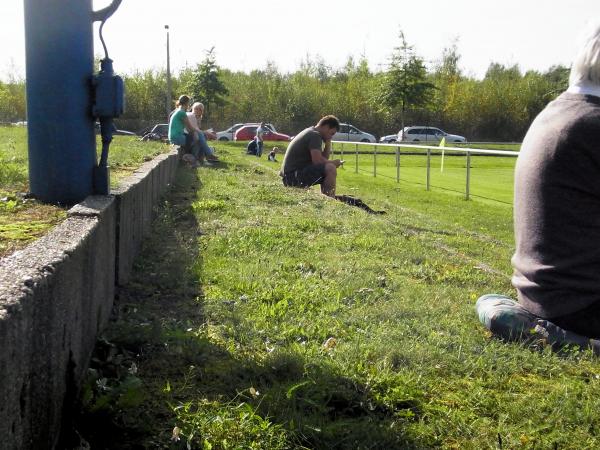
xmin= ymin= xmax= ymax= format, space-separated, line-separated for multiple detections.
xmin=0 ymin=36 xmax=569 ymax=142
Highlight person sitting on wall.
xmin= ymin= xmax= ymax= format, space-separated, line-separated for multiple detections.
xmin=168 ymin=95 xmax=203 ymax=168
xmin=279 ymin=115 xmax=343 ymax=197
xmin=186 ymin=102 xmax=219 ymax=165
xmin=477 ymin=20 xmax=600 ymax=349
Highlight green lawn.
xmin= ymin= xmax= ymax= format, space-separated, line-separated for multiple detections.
xmin=332 ymin=143 xmax=518 ymax=205
xmin=79 ymin=142 xmax=600 ymax=449
xmin=0 ymin=126 xmax=170 ymax=258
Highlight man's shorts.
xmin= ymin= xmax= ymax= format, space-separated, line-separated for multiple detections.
xmin=281 ymin=164 xmax=327 ymax=188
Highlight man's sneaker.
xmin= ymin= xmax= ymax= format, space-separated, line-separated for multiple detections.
xmin=203 ymin=160 xmax=214 ymax=166
xmin=476 ymin=294 xmax=538 ymax=341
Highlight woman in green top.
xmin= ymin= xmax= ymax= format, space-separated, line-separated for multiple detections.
xmin=168 ymin=95 xmax=201 ymax=148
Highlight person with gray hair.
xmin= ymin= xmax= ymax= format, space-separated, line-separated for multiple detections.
xmin=477 ymin=21 xmax=600 ymax=348
xmin=185 ymin=102 xmax=219 ymax=165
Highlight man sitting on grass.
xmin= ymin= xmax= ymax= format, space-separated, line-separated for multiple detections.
xmin=279 ymin=115 xmax=343 ymax=197
xmin=477 ymin=21 xmax=600 ymax=349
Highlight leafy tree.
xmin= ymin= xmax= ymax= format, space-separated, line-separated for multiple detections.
xmin=0 ymin=42 xmax=577 ymax=142
xmin=375 ymin=30 xmax=436 ymax=131
xmin=431 ymin=39 xmax=462 ymax=130
xmin=184 ymin=47 xmax=228 ymax=119
xmin=543 ymin=65 xmax=570 ymax=95
xmin=119 ymin=69 xmax=168 ymax=132
xmin=0 ymin=81 xmax=24 ymax=123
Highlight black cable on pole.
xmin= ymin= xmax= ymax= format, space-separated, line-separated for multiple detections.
xmin=99 ymin=20 xmax=109 ymax=59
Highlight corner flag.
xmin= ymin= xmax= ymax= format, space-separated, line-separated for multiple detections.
xmin=439 ymin=137 xmax=446 ymax=173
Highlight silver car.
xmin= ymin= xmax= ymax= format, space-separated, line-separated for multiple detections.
xmin=215 ymin=123 xmax=244 ymax=141
xmin=379 ymin=134 xmax=398 ymax=143
xmin=398 ymin=126 xmax=466 ymax=143
xmin=333 ymin=123 xmax=376 ymax=143
xmin=216 ymin=122 xmax=277 ymax=141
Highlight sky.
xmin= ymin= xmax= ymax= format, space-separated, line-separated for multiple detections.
xmin=1 ymin=0 xmax=600 ymax=82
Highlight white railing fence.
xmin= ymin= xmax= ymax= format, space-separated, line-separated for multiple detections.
xmin=331 ymin=141 xmax=519 ymax=202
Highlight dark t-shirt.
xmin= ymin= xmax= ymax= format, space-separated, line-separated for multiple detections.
xmin=281 ymin=127 xmax=323 ymax=174
xmin=511 ymin=92 xmax=600 ymax=318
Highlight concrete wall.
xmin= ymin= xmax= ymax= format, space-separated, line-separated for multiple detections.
xmin=113 ymin=152 xmax=179 ymax=285
xmin=0 ymin=148 xmax=179 ymax=449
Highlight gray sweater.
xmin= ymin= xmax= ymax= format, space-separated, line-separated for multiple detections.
xmin=512 ymin=92 xmax=600 ymax=318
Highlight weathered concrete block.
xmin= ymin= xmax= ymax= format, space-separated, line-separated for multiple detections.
xmin=0 ymin=196 xmax=115 ymax=450
xmin=113 ymin=149 xmax=179 ymax=285
xmin=0 ymin=150 xmax=181 ymax=449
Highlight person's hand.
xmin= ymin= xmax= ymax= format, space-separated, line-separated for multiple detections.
xmin=332 ymin=159 xmax=343 ymax=168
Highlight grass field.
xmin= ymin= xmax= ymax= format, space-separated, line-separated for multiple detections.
xmin=332 ymin=142 xmax=519 ymax=205
xmin=77 ymin=142 xmax=600 ymax=449
xmin=0 ymin=127 xmax=169 ymax=258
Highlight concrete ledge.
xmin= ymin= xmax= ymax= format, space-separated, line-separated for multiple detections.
xmin=0 ymin=196 xmax=115 ymax=449
xmin=0 ymin=148 xmax=179 ymax=449
xmin=114 ymin=149 xmax=178 ymax=285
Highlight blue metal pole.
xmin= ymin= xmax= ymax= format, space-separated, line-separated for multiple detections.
xmin=24 ymin=0 xmax=96 ymax=204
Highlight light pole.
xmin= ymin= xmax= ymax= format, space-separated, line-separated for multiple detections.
xmin=165 ymin=24 xmax=172 ymax=121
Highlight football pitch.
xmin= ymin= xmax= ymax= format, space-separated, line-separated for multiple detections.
xmin=334 ymin=144 xmax=518 ymax=205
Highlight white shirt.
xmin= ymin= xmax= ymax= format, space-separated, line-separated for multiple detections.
xmin=186 ymin=112 xmax=201 ymax=133
xmin=567 ymin=82 xmax=600 ymax=98
xmin=256 ymin=125 xmax=266 ymax=141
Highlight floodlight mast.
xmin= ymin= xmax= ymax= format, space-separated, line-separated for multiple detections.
xmin=165 ymin=25 xmax=172 ymax=121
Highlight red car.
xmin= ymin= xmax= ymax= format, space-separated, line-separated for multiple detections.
xmin=234 ymin=124 xmax=291 ymax=142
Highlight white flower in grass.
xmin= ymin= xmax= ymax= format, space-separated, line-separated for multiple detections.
xmin=172 ymin=426 xmax=181 ymax=442
xmin=128 ymin=362 xmax=138 ymax=375
xmin=323 ymin=337 xmax=337 ymax=350
xmin=249 ymin=387 xmax=260 ymax=398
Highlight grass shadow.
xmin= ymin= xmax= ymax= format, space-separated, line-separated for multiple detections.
xmin=69 ymin=161 xmax=427 ymax=449
xmin=168 ymin=344 xmax=424 ymax=449
xmin=69 ymin=166 xmax=206 ymax=448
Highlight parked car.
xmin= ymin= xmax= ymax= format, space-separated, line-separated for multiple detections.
xmin=379 ymin=134 xmax=398 ymax=143
xmin=398 ymin=126 xmax=466 ymax=143
xmin=234 ymin=124 xmax=290 ymax=142
xmin=217 ymin=122 xmax=279 ymax=141
xmin=333 ymin=123 xmax=376 ymax=143
xmin=215 ymin=123 xmax=245 ymax=141
xmin=141 ymin=123 xmax=169 ymax=141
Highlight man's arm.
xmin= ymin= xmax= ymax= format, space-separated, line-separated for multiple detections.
xmin=322 ymin=139 xmax=332 ymax=159
xmin=203 ymin=129 xmax=217 ymax=140
xmin=310 ymin=147 xmax=342 ymax=167
xmin=184 ymin=115 xmax=201 ymax=135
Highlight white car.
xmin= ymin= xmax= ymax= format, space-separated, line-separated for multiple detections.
xmin=333 ymin=123 xmax=376 ymax=143
xmin=216 ymin=122 xmax=277 ymax=141
xmin=379 ymin=134 xmax=398 ymax=143
xmin=398 ymin=126 xmax=466 ymax=143
xmin=215 ymin=123 xmax=244 ymax=141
